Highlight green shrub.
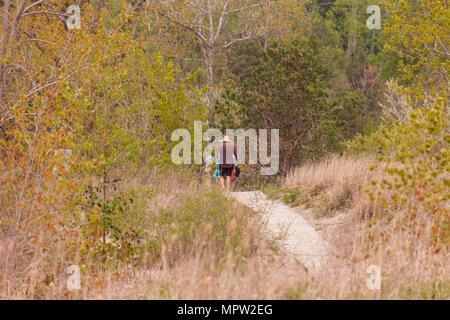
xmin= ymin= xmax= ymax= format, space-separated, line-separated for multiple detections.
xmin=343 ymin=129 xmax=384 ymax=156
xmin=369 ymin=97 xmax=449 ymax=248
xmin=148 ymin=187 xmax=257 ymax=265
xmin=283 ymin=188 xmax=300 ymax=207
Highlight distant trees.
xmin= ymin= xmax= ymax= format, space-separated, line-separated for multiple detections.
xmin=215 ymin=40 xmax=363 ymax=173
xmin=150 ymin=0 xmax=310 ymax=121
xmin=312 ymin=0 xmax=385 ymax=98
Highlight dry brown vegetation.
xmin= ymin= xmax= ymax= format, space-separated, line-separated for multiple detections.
xmin=0 ymin=0 xmax=447 ymax=301
xmin=280 ymin=155 xmax=449 ymax=299
xmin=1 ymin=157 xmax=447 ymax=299
xmin=0 ymin=167 xmax=303 ymax=299
xmin=285 ymin=156 xmax=380 ymax=215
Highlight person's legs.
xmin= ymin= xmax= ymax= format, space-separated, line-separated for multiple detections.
xmin=219 ymin=167 xmax=232 ymax=192
xmin=226 ymin=176 xmax=231 ymax=192
xmin=219 ymin=175 xmax=225 ymax=189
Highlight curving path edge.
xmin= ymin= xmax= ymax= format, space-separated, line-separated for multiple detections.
xmin=231 ymin=191 xmax=329 ymax=273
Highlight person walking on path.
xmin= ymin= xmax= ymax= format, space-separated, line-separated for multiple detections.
xmin=216 ymin=135 xmax=237 ymax=193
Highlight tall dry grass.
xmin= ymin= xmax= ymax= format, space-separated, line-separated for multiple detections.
xmin=282 ymin=155 xmax=449 ymax=299
xmin=1 ymin=159 xmax=448 ymax=299
xmin=0 ymin=166 xmax=304 ymax=299
xmin=284 ymin=155 xmax=387 ymax=218
xmin=284 ymin=155 xmax=377 ymax=192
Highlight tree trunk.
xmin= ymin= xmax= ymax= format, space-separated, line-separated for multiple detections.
xmin=370 ymin=29 xmax=375 ymax=55
xmin=347 ymin=4 xmax=357 ymax=58
xmin=202 ymin=45 xmax=215 ymax=124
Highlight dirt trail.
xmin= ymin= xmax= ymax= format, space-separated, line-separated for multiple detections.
xmin=231 ymin=191 xmax=329 ymax=273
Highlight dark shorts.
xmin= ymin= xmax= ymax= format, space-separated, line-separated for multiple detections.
xmin=220 ymin=167 xmax=233 ymax=177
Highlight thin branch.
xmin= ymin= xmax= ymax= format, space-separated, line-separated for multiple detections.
xmin=24 ymin=0 xmax=47 ymax=13
xmin=224 ymin=35 xmax=258 ymax=48
xmin=213 ymin=1 xmax=228 ymax=43
xmin=24 ymin=79 xmax=61 ymax=97
xmin=22 ymin=10 xmax=62 ymax=17
xmin=228 ymin=3 xmax=263 ymax=14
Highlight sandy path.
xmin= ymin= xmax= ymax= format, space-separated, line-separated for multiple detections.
xmin=231 ymin=191 xmax=329 ymax=273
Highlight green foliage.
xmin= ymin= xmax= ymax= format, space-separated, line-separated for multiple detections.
xmin=362 ymin=0 xmax=449 ymax=248
xmin=216 ymin=39 xmax=364 ymax=172
xmin=78 ymin=182 xmax=260 ymax=265
xmin=383 ymin=0 xmax=449 ymax=100
xmin=0 ymin=1 xmax=210 ymax=277
xmin=266 ymin=182 xmax=354 ymax=217
xmin=285 ymin=281 xmax=310 ymax=299
xmin=283 ymin=188 xmax=301 ymax=207
xmin=374 ymin=98 xmax=449 ymax=246
xmin=343 ymin=128 xmax=385 ymax=155
xmin=226 ymin=39 xmax=265 ymax=85
xmin=312 ymin=0 xmax=388 ymax=107
xmin=147 ymin=187 xmax=257 ymax=264
xmin=72 ymin=49 xmax=207 ymax=177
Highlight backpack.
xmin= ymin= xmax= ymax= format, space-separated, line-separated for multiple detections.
xmin=231 ymin=154 xmax=240 ymax=180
